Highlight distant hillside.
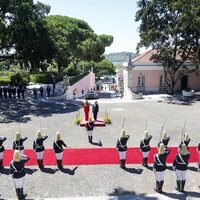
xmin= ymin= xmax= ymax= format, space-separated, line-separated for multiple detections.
xmin=105 ymin=52 xmax=137 ymax=63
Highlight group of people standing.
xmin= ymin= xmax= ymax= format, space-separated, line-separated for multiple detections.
xmin=0 ymin=84 xmax=26 ymax=100
xmin=32 ymin=85 xmax=52 ymax=99
xmin=0 ymin=131 xmax=68 ymax=199
xmin=116 ymin=130 xmax=200 ymax=193
xmin=0 ymin=127 xmax=199 ymax=199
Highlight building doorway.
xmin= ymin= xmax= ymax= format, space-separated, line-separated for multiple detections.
xmin=181 ymin=76 xmax=188 ymax=90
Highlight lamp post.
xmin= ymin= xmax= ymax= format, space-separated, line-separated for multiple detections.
xmin=51 ymin=74 xmax=55 ymax=96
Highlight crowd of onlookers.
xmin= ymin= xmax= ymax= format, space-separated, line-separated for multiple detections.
xmin=0 ymin=84 xmax=56 ymax=100
xmin=0 ymin=83 xmax=26 ymax=100
xmin=32 ymin=85 xmax=55 ymax=99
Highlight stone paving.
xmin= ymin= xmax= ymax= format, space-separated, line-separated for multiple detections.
xmin=0 ymin=94 xmax=200 ymax=199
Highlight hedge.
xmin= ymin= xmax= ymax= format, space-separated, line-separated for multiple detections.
xmin=30 ymin=72 xmax=57 ymax=84
xmin=0 ymin=77 xmax=10 ymax=85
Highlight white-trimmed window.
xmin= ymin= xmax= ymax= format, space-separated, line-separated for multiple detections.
xmin=138 ymin=74 xmax=145 ymax=87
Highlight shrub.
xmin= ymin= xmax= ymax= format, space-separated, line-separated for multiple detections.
xmin=0 ymin=77 xmax=11 ymax=85
xmin=104 ymin=113 xmax=112 ymax=124
xmin=10 ymin=71 xmax=30 ymax=85
xmin=30 ymin=72 xmax=56 ymax=84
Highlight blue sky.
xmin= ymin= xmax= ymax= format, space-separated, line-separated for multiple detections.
xmin=35 ymin=0 xmax=141 ymax=54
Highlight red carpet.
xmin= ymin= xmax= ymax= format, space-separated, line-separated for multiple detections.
xmin=2 ymin=146 xmax=198 ymax=166
xmin=80 ymin=119 xmax=106 ymax=127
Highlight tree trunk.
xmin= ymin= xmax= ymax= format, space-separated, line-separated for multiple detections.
xmin=57 ymin=65 xmax=63 ymax=79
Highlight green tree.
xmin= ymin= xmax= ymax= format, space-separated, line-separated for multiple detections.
xmin=135 ymin=0 xmax=200 ymax=94
xmin=0 ymin=0 xmax=54 ymax=71
xmin=46 ymin=15 xmax=113 ymax=78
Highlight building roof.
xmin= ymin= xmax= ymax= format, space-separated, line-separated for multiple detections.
xmin=131 ymin=49 xmax=193 ymax=66
xmin=131 ymin=49 xmax=160 ymax=65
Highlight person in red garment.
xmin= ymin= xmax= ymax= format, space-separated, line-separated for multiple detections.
xmin=83 ymin=100 xmax=90 ymax=121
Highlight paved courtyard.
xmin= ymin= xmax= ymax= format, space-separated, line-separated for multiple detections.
xmin=0 ymin=94 xmax=200 ymax=199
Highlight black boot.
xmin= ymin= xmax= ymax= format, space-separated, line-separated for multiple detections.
xmin=120 ymin=160 xmax=125 ymax=169
xmin=15 ymin=188 xmax=19 ymax=199
xmin=154 ymin=181 xmax=159 ymax=192
xmin=38 ymin=159 xmax=44 ymax=169
xmin=181 ymin=180 xmax=186 ymax=192
xmin=0 ymin=159 xmax=3 ymax=168
xmin=37 ymin=159 xmax=40 ymax=168
xmin=90 ymin=136 xmax=93 ymax=143
xmin=57 ymin=160 xmax=60 ymax=168
xmin=176 ymin=180 xmax=180 ymax=191
xmin=123 ymin=159 xmax=126 ymax=169
xmin=19 ymin=188 xmax=27 ymax=199
xmin=40 ymin=159 xmax=44 ymax=168
xmin=142 ymin=158 xmax=146 ymax=167
xmin=88 ymin=136 xmax=91 ymax=143
xmin=160 ymin=181 xmax=164 ymax=193
xmin=145 ymin=157 xmax=148 ymax=167
xmin=58 ymin=160 xmax=63 ymax=169
xmin=120 ymin=160 xmax=124 ymax=168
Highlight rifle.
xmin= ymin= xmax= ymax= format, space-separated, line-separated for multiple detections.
xmin=159 ymin=120 xmax=166 ymax=141
xmin=122 ymin=116 xmax=126 ymax=129
xmin=19 ymin=117 xmax=21 ymax=132
xmin=181 ymin=119 xmax=187 ymax=142
xmin=144 ymin=117 xmax=148 ymax=131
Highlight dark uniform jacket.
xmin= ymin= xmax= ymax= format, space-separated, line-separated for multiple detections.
xmin=158 ymin=137 xmax=170 ymax=148
xmin=0 ymin=136 xmax=7 ymax=153
xmin=153 ymin=150 xmax=170 ymax=171
xmin=140 ymin=136 xmax=152 ymax=152
xmin=182 ymin=138 xmax=190 ymax=147
xmin=173 ymin=153 xmax=190 ymax=171
xmin=33 ymin=136 xmax=48 ymax=152
xmin=116 ymin=135 xmax=130 ymax=152
xmin=179 ymin=139 xmax=191 ymax=150
xmin=53 ymin=140 xmax=67 ymax=153
xmin=86 ymin=121 xmax=94 ymax=131
xmin=92 ymin=103 xmax=99 ymax=114
xmin=10 ymin=157 xmax=29 ymax=179
xmin=13 ymin=137 xmax=27 ymax=151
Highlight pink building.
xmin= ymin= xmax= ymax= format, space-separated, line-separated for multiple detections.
xmin=118 ymin=49 xmax=200 ymax=99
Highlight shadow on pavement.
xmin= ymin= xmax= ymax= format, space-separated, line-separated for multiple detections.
xmin=91 ymin=140 xmax=103 ymax=147
xmin=124 ymin=167 xmax=143 ymax=174
xmin=188 ymin=166 xmax=198 ymax=172
xmin=0 ymin=167 xmax=10 ymax=175
xmin=162 ymin=191 xmax=200 ymax=199
xmin=108 ymin=187 xmax=158 ymax=200
xmin=0 ymin=98 xmax=80 ymax=123
xmin=25 ymin=168 xmax=38 ymax=175
xmin=60 ymin=166 xmax=78 ymax=175
xmin=40 ymin=167 xmax=58 ymax=174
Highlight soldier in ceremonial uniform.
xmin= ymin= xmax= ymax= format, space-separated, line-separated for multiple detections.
xmin=13 ymin=132 xmax=27 ymax=155
xmin=197 ymin=143 xmax=200 ymax=172
xmin=33 ymin=130 xmax=48 ymax=169
xmin=140 ymin=131 xmax=152 ymax=167
xmin=179 ymin=132 xmax=191 ymax=151
xmin=158 ymin=131 xmax=170 ymax=150
xmin=116 ymin=129 xmax=130 ymax=169
xmin=173 ymin=143 xmax=190 ymax=192
xmin=153 ymin=143 xmax=170 ymax=193
xmin=53 ymin=132 xmax=67 ymax=169
xmin=10 ymin=150 xmax=29 ymax=199
xmin=0 ymin=136 xmax=7 ymax=168
xmin=86 ymin=117 xmax=94 ymax=143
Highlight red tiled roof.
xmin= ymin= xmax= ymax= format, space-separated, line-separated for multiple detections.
xmin=131 ymin=49 xmax=193 ymax=65
xmin=131 ymin=49 xmax=159 ymax=64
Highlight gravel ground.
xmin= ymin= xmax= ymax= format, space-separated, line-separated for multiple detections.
xmin=0 ymin=95 xmax=200 ymax=199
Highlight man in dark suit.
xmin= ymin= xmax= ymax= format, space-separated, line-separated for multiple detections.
xmin=92 ymin=101 xmax=99 ymax=121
